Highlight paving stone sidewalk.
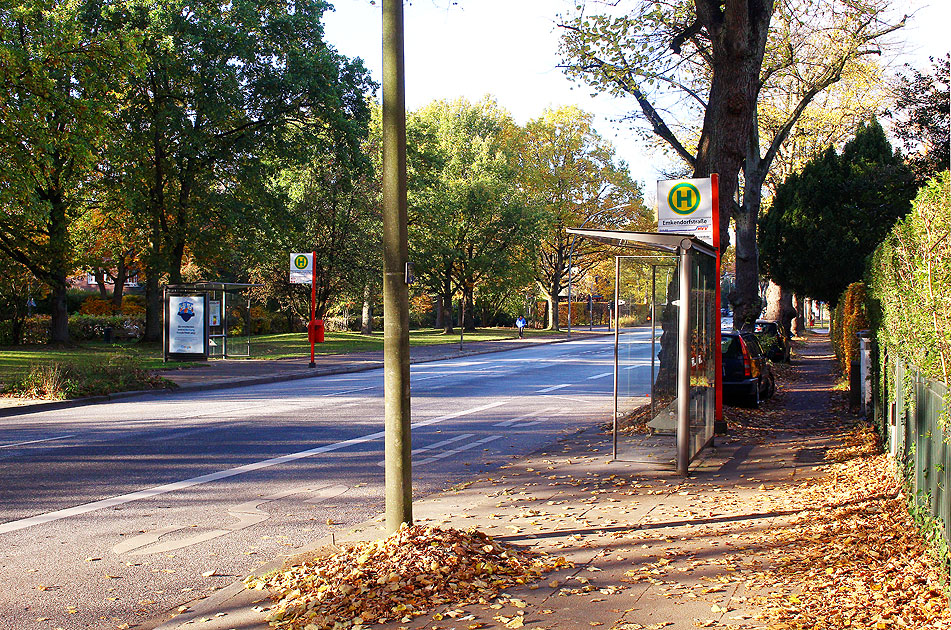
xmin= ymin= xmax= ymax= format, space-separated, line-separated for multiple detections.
xmin=144 ymin=332 xmax=848 ymax=630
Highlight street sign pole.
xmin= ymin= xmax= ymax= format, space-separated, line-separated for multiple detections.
xmin=310 ymin=250 xmax=316 ymax=368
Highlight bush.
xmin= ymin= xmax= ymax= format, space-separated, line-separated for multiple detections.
xmin=20 ymin=316 xmax=52 ymax=344
xmin=831 ymin=282 xmax=869 ymax=377
xmin=869 ymin=171 xmax=951 ymax=386
xmin=68 ymin=314 xmax=145 ymax=342
xmin=80 ymin=297 xmax=119 ymax=315
xmin=121 ymin=295 xmax=146 ymax=315
xmin=4 ymin=354 xmax=171 ymax=399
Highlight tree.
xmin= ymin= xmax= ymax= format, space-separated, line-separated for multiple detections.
xmin=0 ymin=0 xmax=141 ymax=342
xmin=559 ymin=0 xmax=903 ymax=327
xmin=408 ymin=98 xmax=539 ymax=333
xmin=113 ymin=0 xmax=374 ymax=341
xmin=520 ymin=106 xmax=651 ymax=330
xmin=246 ymin=145 xmax=380 ymax=326
xmin=759 ymin=118 xmax=916 ymax=306
xmin=887 ymin=54 xmax=950 ymax=185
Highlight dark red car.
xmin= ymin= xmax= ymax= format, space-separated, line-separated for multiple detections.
xmin=721 ymin=330 xmax=775 ymax=407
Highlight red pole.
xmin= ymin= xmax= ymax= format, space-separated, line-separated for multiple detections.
xmin=309 ymin=251 xmax=316 ymax=368
xmin=711 ymin=174 xmax=724 ymax=433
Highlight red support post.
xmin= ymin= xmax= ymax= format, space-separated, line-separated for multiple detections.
xmin=309 ymin=250 xmax=316 ymax=368
xmin=711 ymin=174 xmax=724 ymax=433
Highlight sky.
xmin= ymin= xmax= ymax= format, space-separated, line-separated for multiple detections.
xmin=321 ymin=0 xmax=951 ymax=194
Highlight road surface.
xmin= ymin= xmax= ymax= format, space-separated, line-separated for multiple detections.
xmin=0 ymin=330 xmax=655 ymax=629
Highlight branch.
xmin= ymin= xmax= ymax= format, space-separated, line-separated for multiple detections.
xmin=671 ymin=19 xmax=702 ymax=55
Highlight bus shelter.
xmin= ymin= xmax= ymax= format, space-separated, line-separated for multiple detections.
xmin=164 ymin=282 xmax=262 ymax=362
xmin=566 ymin=229 xmax=719 ymax=475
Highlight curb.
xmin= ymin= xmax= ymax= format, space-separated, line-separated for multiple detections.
xmin=0 ymin=333 xmax=610 ymax=418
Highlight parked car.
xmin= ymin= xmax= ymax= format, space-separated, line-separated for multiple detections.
xmin=753 ymin=319 xmax=791 ymax=363
xmin=721 ymin=330 xmax=775 ymax=407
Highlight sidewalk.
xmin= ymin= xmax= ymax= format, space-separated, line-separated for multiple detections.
xmin=0 ymin=330 xmax=606 ymax=417
xmin=142 ymin=333 xmax=860 ymax=630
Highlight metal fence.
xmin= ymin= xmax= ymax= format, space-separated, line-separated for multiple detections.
xmin=883 ymin=355 xmax=950 ymax=547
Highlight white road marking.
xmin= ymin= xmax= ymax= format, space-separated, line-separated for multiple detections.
xmin=536 ymin=384 xmax=571 ymax=393
xmin=416 ymin=435 xmax=503 ymax=466
xmin=586 ymin=372 xmax=613 ymax=380
xmin=112 ymin=484 xmax=348 ymax=556
xmin=515 ymin=419 xmax=548 ymax=428
xmin=376 ymin=434 xmax=474 ymax=466
xmin=541 ymin=395 xmax=590 ymax=403
xmin=0 ymin=435 xmax=74 ymax=449
xmin=411 ymin=400 xmax=509 ymax=428
xmin=494 ymin=408 xmax=556 ymax=427
xmin=0 ymin=400 xmax=510 ymax=535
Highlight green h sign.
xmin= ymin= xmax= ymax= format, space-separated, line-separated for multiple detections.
xmin=668 ymin=182 xmax=701 ymax=215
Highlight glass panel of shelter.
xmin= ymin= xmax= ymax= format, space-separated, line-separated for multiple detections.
xmin=614 ymin=254 xmax=679 ymax=467
xmin=687 ymin=251 xmax=717 ymax=461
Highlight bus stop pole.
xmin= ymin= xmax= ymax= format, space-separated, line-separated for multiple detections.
xmin=677 ymin=242 xmax=692 ymax=476
xmin=309 ymin=250 xmax=316 ymax=368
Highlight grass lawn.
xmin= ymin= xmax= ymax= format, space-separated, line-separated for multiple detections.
xmin=0 ymin=328 xmax=558 ymax=386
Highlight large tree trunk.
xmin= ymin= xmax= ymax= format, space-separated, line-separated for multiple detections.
xmin=93 ymin=269 xmax=110 ymax=299
xmin=434 ymin=295 xmax=443 ymax=330
xmin=47 ymin=196 xmax=70 ymax=344
xmin=49 ymin=276 xmax=69 ymax=344
xmin=463 ymin=283 xmax=476 ymax=332
xmin=692 ymin=0 xmax=773 ymax=329
xmin=111 ymin=256 xmax=129 ymax=309
xmin=361 ymin=283 xmax=373 ymax=334
xmin=143 ymin=271 xmax=163 ymax=343
xmin=439 ymin=274 xmax=454 ymax=334
xmin=764 ymin=280 xmax=796 ymax=340
xmin=792 ymin=294 xmax=806 ymax=336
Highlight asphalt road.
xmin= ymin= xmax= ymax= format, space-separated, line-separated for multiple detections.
xmin=0 ymin=330 xmax=655 ymax=630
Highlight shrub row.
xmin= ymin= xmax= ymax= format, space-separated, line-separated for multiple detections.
xmin=868 ymin=170 xmax=951 ymax=387
xmin=0 ymin=315 xmax=146 ymax=345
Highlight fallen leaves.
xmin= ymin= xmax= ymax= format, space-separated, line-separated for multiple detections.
xmin=254 ymin=524 xmax=570 ymax=630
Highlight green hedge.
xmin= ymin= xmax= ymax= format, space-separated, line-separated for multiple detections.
xmin=869 ymin=171 xmax=951 ymax=388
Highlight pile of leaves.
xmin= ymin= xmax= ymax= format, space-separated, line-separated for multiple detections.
xmin=741 ymin=425 xmax=951 ymax=629
xmin=253 ymin=525 xmax=570 ymax=630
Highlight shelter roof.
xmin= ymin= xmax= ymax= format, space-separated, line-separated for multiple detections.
xmin=566 ymin=228 xmax=716 ymax=256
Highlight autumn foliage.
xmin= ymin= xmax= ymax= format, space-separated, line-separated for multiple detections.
xmin=832 ymin=282 xmax=869 ymax=377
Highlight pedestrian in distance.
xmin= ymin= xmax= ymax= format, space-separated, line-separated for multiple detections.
xmin=516 ymin=315 xmax=527 ymax=339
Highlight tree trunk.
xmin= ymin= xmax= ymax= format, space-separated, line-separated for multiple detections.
xmin=361 ymin=283 xmax=373 ymax=334
xmin=143 ymin=272 xmax=163 ymax=343
xmin=49 ymin=276 xmax=69 ymax=344
xmin=463 ymin=284 xmax=476 ymax=332
xmin=93 ymin=269 xmax=109 ymax=299
xmin=434 ymin=295 xmax=443 ymax=330
xmin=47 ymin=196 xmax=70 ymax=344
xmin=439 ymin=280 xmax=454 ymax=334
xmin=792 ymin=294 xmax=806 ymax=336
xmin=692 ymin=0 xmax=773 ymax=329
xmin=111 ymin=256 xmax=129 ymax=309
